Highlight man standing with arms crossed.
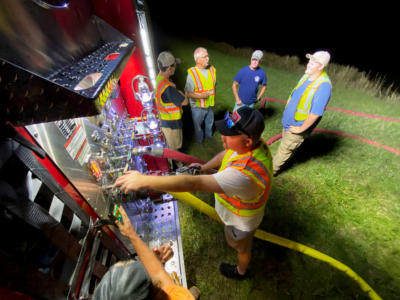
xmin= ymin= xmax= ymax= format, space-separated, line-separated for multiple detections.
xmin=155 ymin=51 xmax=188 ymax=152
xmin=273 ymin=50 xmax=332 ymax=175
xmin=232 ymin=50 xmax=267 ymax=111
xmin=185 ymin=47 xmax=216 ymax=143
xmin=113 ymin=107 xmax=273 ymax=279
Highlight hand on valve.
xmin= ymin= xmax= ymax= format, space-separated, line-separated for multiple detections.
xmin=112 ymin=170 xmax=146 ymax=193
xmin=188 ymin=162 xmax=203 ymax=171
xmin=115 ymin=205 xmax=174 ymax=264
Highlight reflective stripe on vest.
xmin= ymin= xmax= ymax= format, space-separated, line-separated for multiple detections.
xmin=214 ymin=141 xmax=273 ymax=217
xmin=155 ymin=75 xmax=182 ymax=121
xmin=188 ymin=66 xmax=216 ymax=108
xmin=287 ymin=71 xmax=331 ymax=121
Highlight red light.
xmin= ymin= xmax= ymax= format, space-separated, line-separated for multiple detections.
xmin=88 ymin=159 xmax=102 ymax=181
xmin=105 ymin=53 xmax=120 ymax=61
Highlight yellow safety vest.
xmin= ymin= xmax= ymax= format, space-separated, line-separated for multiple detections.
xmin=287 ymin=71 xmax=331 ymax=121
xmin=215 ymin=140 xmax=273 ymax=217
xmin=187 ymin=66 xmax=216 ymax=108
xmin=155 ymin=75 xmax=182 ymax=121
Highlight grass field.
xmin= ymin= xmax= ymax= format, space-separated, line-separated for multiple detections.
xmin=157 ymin=36 xmax=400 ymax=299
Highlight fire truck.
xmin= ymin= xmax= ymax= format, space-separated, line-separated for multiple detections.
xmin=0 ymin=0 xmax=189 ymax=298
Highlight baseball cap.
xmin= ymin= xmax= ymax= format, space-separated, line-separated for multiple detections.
xmin=306 ymin=51 xmax=331 ymax=67
xmin=92 ymin=260 xmax=151 ymax=300
xmin=157 ymin=51 xmax=181 ymax=68
xmin=251 ymin=50 xmax=263 ymax=61
xmin=215 ymin=106 xmax=265 ymax=138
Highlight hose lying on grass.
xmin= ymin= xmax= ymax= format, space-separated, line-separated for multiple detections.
xmin=169 ymin=191 xmax=382 ymax=300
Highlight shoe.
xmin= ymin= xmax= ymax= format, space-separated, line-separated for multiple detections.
xmin=189 ymin=286 xmax=201 ymax=299
xmin=219 ymin=263 xmax=248 ymax=279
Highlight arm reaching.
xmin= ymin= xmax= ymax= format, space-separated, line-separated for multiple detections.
xmin=115 ymin=206 xmax=175 ymax=289
xmin=112 ymin=170 xmax=224 ymax=194
xmin=189 ymin=150 xmax=225 ymax=173
xmin=112 ymin=150 xmax=226 ymax=193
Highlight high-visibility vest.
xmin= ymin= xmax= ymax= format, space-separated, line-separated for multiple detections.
xmin=286 ymin=71 xmax=331 ymax=121
xmin=187 ymin=66 xmax=216 ymax=108
xmin=214 ymin=140 xmax=273 ymax=217
xmin=155 ymin=74 xmax=182 ymax=121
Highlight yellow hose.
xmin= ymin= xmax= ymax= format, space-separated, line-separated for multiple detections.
xmin=170 ymin=192 xmax=382 ymax=300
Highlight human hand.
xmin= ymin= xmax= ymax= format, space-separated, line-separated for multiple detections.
xmin=115 ymin=206 xmax=135 ymax=238
xmin=289 ymin=125 xmax=303 ymax=134
xmin=189 ymin=162 xmax=203 ymax=171
xmin=236 ymin=98 xmax=242 ymax=105
xmin=203 ymin=91 xmax=212 ymax=98
xmin=152 ymin=243 xmax=174 ymax=264
xmin=112 ymin=170 xmax=146 ymax=193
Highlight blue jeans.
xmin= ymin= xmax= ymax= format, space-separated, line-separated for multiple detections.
xmin=233 ymin=102 xmax=255 ymax=111
xmin=191 ymin=106 xmax=214 ymax=143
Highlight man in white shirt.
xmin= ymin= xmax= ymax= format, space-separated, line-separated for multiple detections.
xmin=113 ymin=107 xmax=273 ymax=279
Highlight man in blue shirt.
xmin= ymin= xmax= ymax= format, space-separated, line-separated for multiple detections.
xmin=232 ymin=50 xmax=267 ymax=111
xmin=273 ymin=51 xmax=332 ymax=175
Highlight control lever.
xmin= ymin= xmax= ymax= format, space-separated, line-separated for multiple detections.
xmin=175 ymin=165 xmax=201 ymax=175
xmin=102 ymin=183 xmax=151 ymax=201
xmin=131 ymin=145 xmax=164 ymax=157
xmin=104 ymin=167 xmax=126 ymax=179
xmin=114 ymin=144 xmax=130 ymax=150
xmin=94 ymin=204 xmax=123 ymax=228
xmin=94 ymin=219 xmax=115 ymax=227
xmin=109 ymin=154 xmax=130 ymax=161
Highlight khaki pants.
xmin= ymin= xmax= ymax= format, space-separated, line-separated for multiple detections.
xmin=161 ymin=127 xmax=183 ymax=151
xmin=273 ymin=129 xmax=307 ymax=174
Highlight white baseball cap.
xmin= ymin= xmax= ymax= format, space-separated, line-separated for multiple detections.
xmin=251 ymin=50 xmax=263 ymax=61
xmin=306 ymin=51 xmax=331 ymax=67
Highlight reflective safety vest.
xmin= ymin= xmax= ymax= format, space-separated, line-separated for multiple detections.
xmin=155 ymin=74 xmax=182 ymax=121
xmin=287 ymin=71 xmax=331 ymax=121
xmin=215 ymin=140 xmax=273 ymax=217
xmin=187 ymin=66 xmax=216 ymax=108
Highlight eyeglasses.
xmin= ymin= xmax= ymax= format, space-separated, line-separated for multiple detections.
xmin=224 ymin=111 xmax=251 ymax=137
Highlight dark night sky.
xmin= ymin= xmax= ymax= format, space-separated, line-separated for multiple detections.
xmin=145 ymin=1 xmax=400 ymax=89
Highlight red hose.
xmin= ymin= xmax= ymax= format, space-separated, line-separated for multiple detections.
xmin=162 ymin=125 xmax=399 ymax=167
xmin=266 ymin=133 xmax=283 ymax=145
xmin=268 ymin=129 xmax=400 ymax=155
xmin=162 ymin=148 xmax=207 ymax=165
xmin=314 ymin=128 xmax=400 ymax=155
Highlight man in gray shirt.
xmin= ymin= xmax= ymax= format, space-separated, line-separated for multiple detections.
xmin=185 ymin=47 xmax=216 ymax=143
